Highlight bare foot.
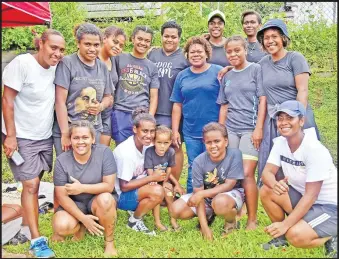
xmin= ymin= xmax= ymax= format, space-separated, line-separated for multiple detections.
xmin=51 ymin=233 xmax=65 ymax=242
xmin=72 ymin=224 xmax=86 ymax=241
xmin=155 ymin=222 xmax=168 ymax=232
xmin=200 ymin=226 xmax=213 ymax=241
xmin=221 ymin=221 xmax=237 ymax=238
xmin=170 ymin=218 xmax=180 ymax=231
xmin=236 ymin=205 xmax=247 ymax=220
xmin=104 ymin=241 xmax=118 ymax=257
xmin=245 ymin=220 xmax=258 ymax=230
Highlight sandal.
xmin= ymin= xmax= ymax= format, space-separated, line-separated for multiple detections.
xmin=221 ymin=221 xmax=240 ymax=238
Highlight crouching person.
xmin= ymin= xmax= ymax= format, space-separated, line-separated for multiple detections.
xmin=260 ymin=100 xmax=337 ymax=258
xmin=51 ymin=120 xmax=118 ymax=256
xmin=171 ymin=122 xmax=245 ymax=240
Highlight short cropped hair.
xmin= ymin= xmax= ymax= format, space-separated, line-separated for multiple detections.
xmin=69 ymin=120 xmax=95 ymax=139
xmin=161 ymin=21 xmax=182 ymax=38
xmin=241 ymin=10 xmax=262 ymax=25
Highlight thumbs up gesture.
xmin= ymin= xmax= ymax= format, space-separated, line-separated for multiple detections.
xmin=87 ymin=100 xmax=102 ymax=115
xmin=65 ymin=176 xmax=83 ymax=195
xmin=273 ymin=176 xmax=289 ymax=196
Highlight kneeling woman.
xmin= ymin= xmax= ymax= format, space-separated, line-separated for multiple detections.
xmin=260 ymin=100 xmax=337 ymax=257
xmin=52 ymin=120 xmax=118 ymax=256
xmin=171 ymin=122 xmax=245 ymax=240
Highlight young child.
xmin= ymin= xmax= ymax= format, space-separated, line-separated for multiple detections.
xmin=144 ymin=125 xmax=185 ymax=231
xmin=171 ymin=122 xmax=245 ymax=240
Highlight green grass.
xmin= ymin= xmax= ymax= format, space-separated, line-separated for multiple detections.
xmin=1 ymin=73 xmax=336 ymax=257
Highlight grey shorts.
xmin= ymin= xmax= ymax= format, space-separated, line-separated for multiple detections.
xmin=56 ymin=193 xmax=118 ymax=215
xmin=228 ymin=130 xmax=258 ymax=160
xmin=288 ymin=185 xmax=337 ymax=238
xmin=2 ymin=134 xmax=53 ymax=182
xmin=181 ymin=188 xmax=245 ymax=215
xmin=101 ymin=109 xmax=112 ymax=136
xmin=53 ymin=130 xmax=101 ymax=157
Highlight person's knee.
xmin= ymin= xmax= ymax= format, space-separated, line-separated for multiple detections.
xmin=53 ymin=214 xmax=78 ymax=234
xmin=150 ymin=185 xmax=165 ymax=202
xmin=286 ymin=226 xmax=307 ymax=248
xmin=170 ymin=201 xmax=183 ymax=219
xmin=259 ymin=184 xmax=272 ymax=201
xmin=95 ymin=193 xmax=115 ymax=212
xmin=212 ymin=195 xmax=232 ymax=214
xmin=22 ymin=178 xmax=40 ymax=194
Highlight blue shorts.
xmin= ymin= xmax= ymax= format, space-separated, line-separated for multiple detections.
xmin=118 ymin=189 xmax=139 ymax=211
xmin=111 ymin=109 xmax=134 ymax=144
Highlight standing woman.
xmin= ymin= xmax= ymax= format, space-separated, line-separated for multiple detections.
xmin=241 ymin=10 xmax=267 ymax=63
xmin=53 ymin=23 xmax=113 ymax=156
xmin=170 ymin=36 xmax=222 ymax=194
xmin=112 ymin=25 xmax=160 ymax=145
xmin=2 ymin=29 xmax=65 ymax=258
xmin=256 ymin=19 xmax=319 ymax=183
xmin=217 ymin=35 xmax=266 ymax=230
xmin=98 ymin=26 xmax=127 ymax=146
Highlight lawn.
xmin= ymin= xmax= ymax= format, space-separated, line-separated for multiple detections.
xmin=1 ymin=73 xmax=337 ymax=258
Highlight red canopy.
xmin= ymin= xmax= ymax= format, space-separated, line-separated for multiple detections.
xmin=2 ymin=2 xmax=51 ymax=28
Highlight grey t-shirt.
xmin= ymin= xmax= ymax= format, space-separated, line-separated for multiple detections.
xmin=54 ymin=144 xmax=117 ymax=203
xmin=217 ymin=63 xmax=265 ymax=132
xmin=53 ymin=53 xmax=113 ymax=136
xmin=101 ymin=56 xmax=118 ymax=119
xmin=147 ymin=48 xmax=189 ymax=116
xmin=246 ymin=40 xmax=267 ymax=63
xmin=114 ymin=53 xmax=160 ymax=112
xmin=258 ymin=51 xmax=311 ymax=105
xmin=209 ymin=40 xmax=230 ymax=67
xmin=144 ymin=146 xmax=176 ymax=170
xmin=192 ymin=148 xmax=244 ymax=204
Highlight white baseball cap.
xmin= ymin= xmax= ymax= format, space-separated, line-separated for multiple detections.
xmin=208 ymin=10 xmax=226 ymax=24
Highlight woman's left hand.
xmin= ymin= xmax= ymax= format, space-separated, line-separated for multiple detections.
xmin=264 ymin=221 xmax=289 ymax=238
xmin=87 ymin=100 xmax=102 ymax=115
xmin=251 ymin=127 xmax=263 ymax=151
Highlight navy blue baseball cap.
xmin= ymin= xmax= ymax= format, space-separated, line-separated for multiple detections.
xmin=257 ymin=19 xmax=290 ymax=43
xmin=273 ymin=100 xmax=306 ymax=118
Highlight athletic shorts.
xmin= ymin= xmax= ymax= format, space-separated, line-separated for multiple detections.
xmin=180 ymin=188 xmax=245 ymax=215
xmin=111 ymin=109 xmax=134 ymax=144
xmin=56 ymin=193 xmax=118 ymax=214
xmin=101 ymin=108 xmax=112 ymax=136
xmin=2 ymin=134 xmax=53 ymax=182
xmin=288 ymin=185 xmax=337 ymax=238
xmin=117 ymin=189 xmax=139 ymax=211
xmin=228 ymin=130 xmax=258 ymax=160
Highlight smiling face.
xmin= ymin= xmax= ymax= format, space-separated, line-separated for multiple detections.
xmin=242 ymin=14 xmax=261 ymax=37
xmin=263 ymin=28 xmax=284 ymax=55
xmin=39 ymin=34 xmax=66 ymax=67
xmin=103 ymin=34 xmax=126 ymax=57
xmin=203 ymin=130 xmax=228 ymax=161
xmin=71 ymin=126 xmax=95 ymax=156
xmin=77 ymin=34 xmax=101 ymax=62
xmin=188 ymin=43 xmax=208 ymax=68
xmin=133 ymin=120 xmax=156 ymax=147
xmin=132 ymin=30 xmax=152 ymax=57
xmin=208 ymin=17 xmax=225 ymax=39
xmin=225 ymin=40 xmax=247 ymax=69
xmin=276 ymin=112 xmax=305 ymax=138
xmin=162 ymin=28 xmax=180 ymax=53
xmin=154 ymin=132 xmax=172 ymax=156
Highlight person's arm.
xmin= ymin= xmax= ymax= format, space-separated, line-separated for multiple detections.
xmin=261 ymin=163 xmax=281 ymax=189
xmin=217 ymin=66 xmax=234 ymax=81
xmin=2 ymin=86 xmax=19 ymax=158
xmin=149 ymin=88 xmax=158 ymax=116
xmin=55 ymin=186 xmax=104 ymax=236
xmin=55 ymin=85 xmax=71 ymax=152
xmin=295 ymin=73 xmax=309 ymax=109
xmin=87 ymin=94 xmax=113 ymax=116
xmin=171 ymin=103 xmax=182 ymax=148
xmin=265 ymin=181 xmax=322 ymax=238
xmin=252 ymin=96 xmax=267 ymax=150
xmin=168 ymin=172 xmax=185 ymax=195
xmin=119 ymin=172 xmax=167 ymax=192
xmin=64 ymin=174 xmax=115 ymax=196
xmin=218 ymin=104 xmax=228 ymax=125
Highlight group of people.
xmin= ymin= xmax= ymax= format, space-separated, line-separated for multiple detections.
xmin=2 ymin=8 xmax=337 ymax=258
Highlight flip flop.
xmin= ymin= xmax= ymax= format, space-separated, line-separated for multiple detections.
xmin=221 ymin=221 xmax=240 ymax=238
xmin=157 ymin=225 xmax=169 ymax=232
xmin=172 ymin=225 xmax=181 ymax=232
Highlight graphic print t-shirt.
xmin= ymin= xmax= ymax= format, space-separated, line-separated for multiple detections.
xmin=192 ymin=148 xmax=244 ymax=204
xmin=53 ymin=53 xmax=113 ymax=136
xmin=144 ymin=146 xmax=176 ymax=171
xmin=114 ymin=53 xmax=160 ymax=112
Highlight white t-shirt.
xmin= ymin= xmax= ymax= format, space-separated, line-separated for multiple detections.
xmin=267 ymin=127 xmax=337 ymax=205
xmin=113 ymin=136 xmax=150 ymax=196
xmin=2 ymin=53 xmax=56 ymax=140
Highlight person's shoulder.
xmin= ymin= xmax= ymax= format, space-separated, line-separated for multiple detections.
xmin=210 ymin=63 xmax=223 ymax=71
xmin=258 ymin=54 xmax=270 ymax=65
xmin=59 ymin=53 xmax=77 ymax=66
xmin=145 ymin=145 xmax=156 ymax=154
xmin=177 ymin=67 xmax=191 ymax=77
xmin=113 ymin=136 xmax=133 ymax=156
xmin=194 ymin=151 xmax=208 ymax=164
xmin=13 ymin=53 xmax=33 ymax=62
xmin=56 ymin=149 xmax=73 ymax=163
xmin=288 ymin=51 xmax=305 ymax=59
xmin=94 ymin=143 xmax=111 ymax=153
xmin=96 ymin=58 xmax=109 ymax=70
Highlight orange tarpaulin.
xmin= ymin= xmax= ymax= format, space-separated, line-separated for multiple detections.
xmin=2 ymin=2 xmax=51 ymax=28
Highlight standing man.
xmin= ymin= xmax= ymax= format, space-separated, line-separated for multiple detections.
xmin=147 ymin=21 xmax=190 ymax=182
xmin=206 ymin=10 xmax=230 ymax=67
xmin=241 ymin=10 xmax=267 ymax=63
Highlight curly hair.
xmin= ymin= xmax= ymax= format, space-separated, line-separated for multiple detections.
xmin=183 ymin=36 xmax=212 ymax=61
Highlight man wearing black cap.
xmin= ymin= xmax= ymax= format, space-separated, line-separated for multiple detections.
xmin=206 ymin=10 xmax=230 ymax=67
